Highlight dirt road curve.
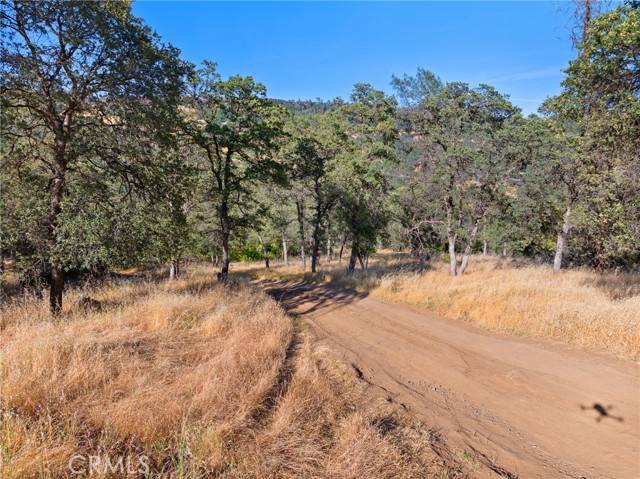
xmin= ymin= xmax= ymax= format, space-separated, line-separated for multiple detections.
xmin=264 ymin=281 xmax=640 ymax=479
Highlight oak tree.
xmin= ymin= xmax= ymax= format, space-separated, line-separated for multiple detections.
xmin=1 ymin=0 xmax=187 ymax=313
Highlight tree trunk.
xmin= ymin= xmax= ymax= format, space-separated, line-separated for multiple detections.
xmin=282 ymin=233 xmax=289 ymax=267
xmin=219 ymin=190 xmax=231 ymax=281
xmin=482 ymin=224 xmax=487 ymax=256
xmin=459 ymin=244 xmax=473 ymax=275
xmin=310 ymin=186 xmax=322 ymax=273
xmin=296 ymin=201 xmax=306 ymax=269
xmin=50 ymin=265 xmax=64 ymax=316
xmin=325 ymin=218 xmax=332 ymax=263
xmin=257 ymin=234 xmax=270 ymax=269
xmin=310 ymin=223 xmax=320 ymax=273
xmin=357 ymin=251 xmax=365 ymax=269
xmin=553 ymin=203 xmax=572 ymax=274
xmin=445 ymin=192 xmax=457 ymax=278
xmin=583 ymin=0 xmax=592 ymax=43
xmin=220 ymin=231 xmax=230 ymax=281
xmin=448 ymin=233 xmax=457 ymax=277
xmin=459 ymin=217 xmax=483 ymax=275
xmin=347 ymin=238 xmax=358 ymax=274
xmin=49 ymin=173 xmax=65 ymax=316
xmin=169 ymin=260 xmax=178 ymax=280
xmin=339 ymin=236 xmax=346 ymax=263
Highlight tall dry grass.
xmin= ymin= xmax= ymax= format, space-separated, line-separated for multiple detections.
xmin=245 ymin=254 xmax=640 ymax=360
xmin=372 ymin=256 xmax=640 ymax=360
xmin=0 ymin=266 xmax=449 ymax=478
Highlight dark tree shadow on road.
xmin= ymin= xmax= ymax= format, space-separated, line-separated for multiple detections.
xmin=263 ymin=280 xmax=369 ymax=317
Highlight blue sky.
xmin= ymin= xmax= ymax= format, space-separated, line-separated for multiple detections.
xmin=132 ymin=1 xmax=582 ymax=115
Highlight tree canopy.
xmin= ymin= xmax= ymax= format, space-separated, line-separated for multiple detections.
xmin=2 ymin=1 xmax=638 ymax=313
xmin=1 ymin=0 xmax=188 ymax=313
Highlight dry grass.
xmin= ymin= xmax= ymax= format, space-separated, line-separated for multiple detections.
xmin=244 ymin=253 xmax=640 ymax=361
xmin=0 ymin=265 xmax=448 ymax=478
xmin=372 ymin=256 xmax=640 ymax=360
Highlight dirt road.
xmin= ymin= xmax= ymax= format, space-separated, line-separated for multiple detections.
xmin=264 ymin=281 xmax=640 ymax=479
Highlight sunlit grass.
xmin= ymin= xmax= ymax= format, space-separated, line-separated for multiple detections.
xmin=0 ymin=264 xmax=443 ymax=478
xmin=244 ymin=252 xmax=640 ymax=360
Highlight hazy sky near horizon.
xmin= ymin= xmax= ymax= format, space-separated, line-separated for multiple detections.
xmin=132 ymin=1 xmax=583 ymax=115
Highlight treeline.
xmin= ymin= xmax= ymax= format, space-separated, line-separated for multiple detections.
xmin=1 ymin=1 xmax=638 ymax=314
xmin=274 ymin=98 xmax=342 ymax=116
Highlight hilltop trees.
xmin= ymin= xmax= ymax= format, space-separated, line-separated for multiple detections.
xmin=1 ymin=0 xmax=187 ymax=313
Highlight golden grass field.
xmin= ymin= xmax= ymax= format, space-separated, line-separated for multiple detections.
xmin=0 ymin=266 xmax=449 ymax=478
xmin=1 ymin=254 xmax=637 ymax=477
xmin=246 ymin=253 xmax=640 ymax=361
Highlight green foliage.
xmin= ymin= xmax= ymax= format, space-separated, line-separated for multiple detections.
xmin=229 ymin=237 xmax=282 ymax=262
xmin=331 ymin=84 xmax=398 ymax=251
xmin=1 ymin=0 xmax=189 ymax=300
xmin=393 ymin=69 xmax=519 ymax=272
xmin=181 ymin=62 xmax=289 ymax=276
xmin=0 ymin=165 xmax=49 ymax=285
xmin=2 ymin=0 xmax=638 ymax=293
xmin=274 ymin=98 xmax=343 ymax=116
xmin=491 ymin=116 xmax=575 ymax=257
xmin=543 ymin=2 xmax=640 ymax=269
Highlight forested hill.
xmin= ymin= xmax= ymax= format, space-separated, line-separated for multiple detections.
xmin=274 ymin=98 xmax=342 ymax=116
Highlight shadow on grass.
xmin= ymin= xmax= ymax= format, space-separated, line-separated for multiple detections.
xmin=581 ymin=274 xmax=640 ymax=300
xmin=246 ymin=253 xmax=432 ymax=316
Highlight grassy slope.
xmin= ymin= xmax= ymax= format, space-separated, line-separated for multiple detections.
xmin=246 ymin=253 xmax=640 ymax=360
xmin=0 ymin=267 xmax=451 ymax=478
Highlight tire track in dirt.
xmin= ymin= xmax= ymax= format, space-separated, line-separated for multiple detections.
xmin=250 ymin=326 xmax=302 ymax=427
xmin=264 ymin=280 xmax=640 ymax=479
